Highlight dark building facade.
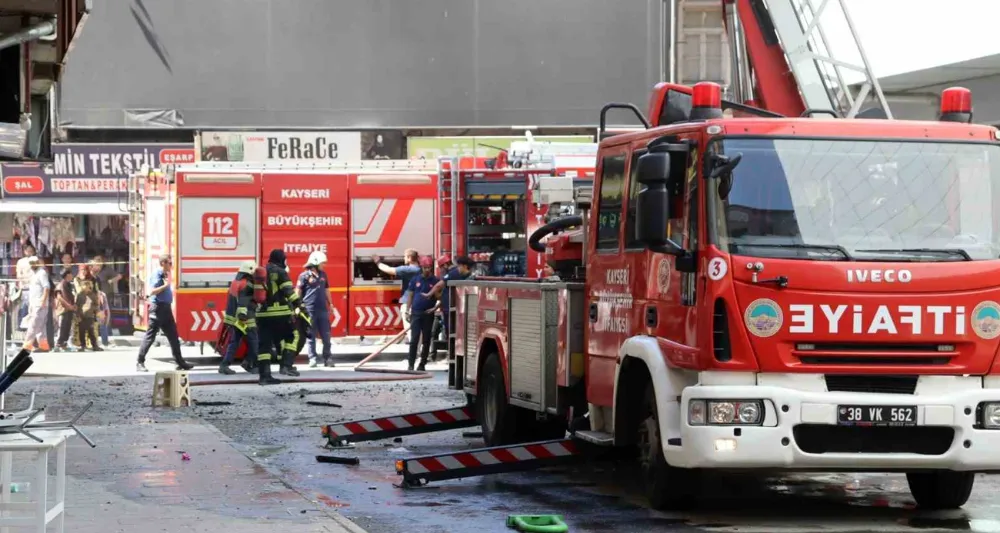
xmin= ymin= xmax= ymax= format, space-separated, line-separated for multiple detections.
xmin=58 ymin=0 xmax=671 ymax=132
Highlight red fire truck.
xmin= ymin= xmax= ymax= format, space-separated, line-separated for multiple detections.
xmin=319 ymin=0 xmax=1000 ymax=512
xmin=127 ymin=160 xmax=441 ymax=343
xmin=127 ymin=146 xmax=597 ymax=345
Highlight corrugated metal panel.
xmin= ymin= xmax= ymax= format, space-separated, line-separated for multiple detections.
xmin=510 ymin=298 xmax=543 ymax=405
xmin=58 ymin=0 xmax=668 ymax=129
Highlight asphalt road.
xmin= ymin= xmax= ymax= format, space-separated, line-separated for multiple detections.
xmin=14 ymin=347 xmax=1000 ymax=533
xmin=199 ymin=372 xmax=1000 ymax=533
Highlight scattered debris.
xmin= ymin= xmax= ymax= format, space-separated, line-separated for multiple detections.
xmin=306 ymin=401 xmax=343 ymax=408
xmin=194 ymin=400 xmax=232 ymax=406
xmin=462 ymin=431 xmax=483 ymax=439
xmin=316 ymin=455 xmax=360 ymax=465
xmin=393 ymin=437 xmax=403 ymax=443
xmin=181 ymin=453 xmax=191 ymax=461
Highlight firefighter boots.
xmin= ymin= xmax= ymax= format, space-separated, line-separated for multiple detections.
xmin=218 ymin=364 xmax=236 ymax=375
xmin=258 ymin=362 xmax=280 ymax=385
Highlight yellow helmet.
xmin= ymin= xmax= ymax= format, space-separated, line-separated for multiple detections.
xmin=238 ymin=260 xmax=256 ymax=275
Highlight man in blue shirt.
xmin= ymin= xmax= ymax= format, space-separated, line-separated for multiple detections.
xmin=374 ymin=248 xmax=420 ymax=342
xmin=136 ymin=254 xmax=193 ymax=372
xmin=428 ymin=256 xmax=474 ymax=343
xmin=406 ymin=256 xmax=439 ymax=372
xmin=298 ymin=251 xmax=334 ymax=368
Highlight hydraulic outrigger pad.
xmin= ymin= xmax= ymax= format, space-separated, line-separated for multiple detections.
xmin=395 ymin=438 xmax=594 ymax=487
xmin=322 ymin=406 xmax=477 ymax=445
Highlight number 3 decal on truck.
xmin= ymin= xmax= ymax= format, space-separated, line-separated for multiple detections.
xmin=202 ymin=212 xmax=239 ymax=250
xmin=707 ymin=257 xmax=728 ymax=281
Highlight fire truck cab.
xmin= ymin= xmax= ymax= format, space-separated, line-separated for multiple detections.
xmin=444 ymin=82 xmax=1000 ymax=510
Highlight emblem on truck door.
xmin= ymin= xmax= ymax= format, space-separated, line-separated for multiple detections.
xmin=972 ymin=301 xmax=1000 ymax=339
xmin=744 ymin=299 xmax=783 ymax=338
xmin=656 ymin=259 xmax=671 ymax=294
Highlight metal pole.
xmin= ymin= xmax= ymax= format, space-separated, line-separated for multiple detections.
xmin=1 ymin=307 xmax=8 ymax=412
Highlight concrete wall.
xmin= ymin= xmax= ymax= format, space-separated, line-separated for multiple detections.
xmin=58 ymin=0 xmax=669 ymax=129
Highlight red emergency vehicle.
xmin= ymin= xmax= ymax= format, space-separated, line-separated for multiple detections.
xmin=127 ymin=145 xmax=598 ymax=345
xmin=317 ymin=0 xmax=1000 ymax=512
xmin=127 ymin=160 xmax=441 ymax=343
xmin=436 ymin=141 xmax=596 ymax=279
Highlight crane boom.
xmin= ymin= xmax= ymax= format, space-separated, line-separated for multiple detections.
xmin=723 ymin=0 xmax=892 ymax=119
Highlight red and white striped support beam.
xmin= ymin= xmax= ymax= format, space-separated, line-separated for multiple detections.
xmin=395 ymin=438 xmax=589 ymax=486
xmin=322 ymin=406 xmax=477 ymax=445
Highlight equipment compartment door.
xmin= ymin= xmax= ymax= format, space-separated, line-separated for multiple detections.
xmin=178 ymin=197 xmax=259 ymax=287
xmin=509 ymin=297 xmax=544 ymax=410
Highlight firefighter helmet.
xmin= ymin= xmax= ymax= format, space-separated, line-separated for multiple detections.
xmin=437 ymin=254 xmax=452 ymax=267
xmin=419 ymin=255 xmax=434 ymax=268
xmin=238 ymin=260 xmax=256 ymax=275
xmin=305 ymin=251 xmax=328 ymax=267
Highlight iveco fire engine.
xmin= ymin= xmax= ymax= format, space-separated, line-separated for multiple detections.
xmin=318 ymin=0 xmax=1000 ymax=511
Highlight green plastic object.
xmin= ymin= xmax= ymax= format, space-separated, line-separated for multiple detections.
xmin=506 ymin=515 xmax=568 ymax=533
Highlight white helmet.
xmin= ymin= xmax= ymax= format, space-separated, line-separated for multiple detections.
xmin=238 ymin=260 xmax=256 ymax=275
xmin=305 ymin=251 xmax=328 ymax=267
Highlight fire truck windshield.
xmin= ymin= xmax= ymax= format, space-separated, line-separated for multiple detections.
xmin=713 ymin=137 xmax=1000 ymax=262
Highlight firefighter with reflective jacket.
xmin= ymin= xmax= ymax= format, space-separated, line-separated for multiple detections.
xmin=218 ymin=260 xmax=269 ymax=379
xmin=257 ymin=249 xmax=303 ymax=379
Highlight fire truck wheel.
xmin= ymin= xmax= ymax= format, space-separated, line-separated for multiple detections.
xmin=906 ymin=470 xmax=975 ymax=509
xmin=638 ymin=382 xmax=696 ymax=510
xmin=479 ymin=352 xmax=519 ymax=446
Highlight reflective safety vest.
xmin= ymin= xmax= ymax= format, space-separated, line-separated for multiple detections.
xmin=258 ymin=263 xmax=301 ymax=318
xmin=224 ymin=275 xmax=259 ymax=332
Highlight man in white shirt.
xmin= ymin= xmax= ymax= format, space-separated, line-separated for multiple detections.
xmin=14 ymin=244 xmax=35 ymax=329
xmin=22 ymin=256 xmax=50 ymax=351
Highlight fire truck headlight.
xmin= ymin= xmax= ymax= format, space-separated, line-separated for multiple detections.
xmin=689 ymin=400 xmax=764 ymax=425
xmin=981 ymin=403 xmax=1000 ymax=428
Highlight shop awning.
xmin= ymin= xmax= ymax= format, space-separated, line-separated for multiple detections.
xmin=0 ymin=200 xmax=128 ymax=215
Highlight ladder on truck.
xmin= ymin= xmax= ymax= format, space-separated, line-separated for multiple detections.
xmin=126 ymin=167 xmax=153 ymax=331
xmin=727 ymin=0 xmax=891 ymax=119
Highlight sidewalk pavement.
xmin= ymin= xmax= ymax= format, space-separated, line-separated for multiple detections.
xmin=63 ymin=422 xmax=367 ymax=532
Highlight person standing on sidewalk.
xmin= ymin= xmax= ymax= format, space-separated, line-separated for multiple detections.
xmin=297 ymin=251 xmax=333 ymax=368
xmin=53 ymin=268 xmax=76 ymax=352
xmin=21 ymin=257 xmax=50 ymax=352
xmin=136 ymin=255 xmax=193 ymax=372
xmin=373 ymin=249 xmax=420 ymax=342
xmin=14 ymin=244 xmax=35 ymax=332
xmin=91 ymin=256 xmax=120 ymax=348
xmin=406 ymin=256 xmax=439 ymax=372
xmin=73 ymin=263 xmax=102 ymax=352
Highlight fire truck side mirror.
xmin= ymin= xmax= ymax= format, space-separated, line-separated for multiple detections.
xmin=635 ymin=151 xmax=676 ymax=253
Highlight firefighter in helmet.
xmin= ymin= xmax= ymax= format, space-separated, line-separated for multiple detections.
xmin=298 ymin=250 xmax=333 ymax=368
xmin=257 ymin=249 xmax=302 ymax=382
xmin=218 ymin=260 xmax=264 ymax=375
xmin=406 ymin=255 xmax=440 ymax=371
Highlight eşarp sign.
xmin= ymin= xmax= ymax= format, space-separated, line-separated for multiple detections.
xmin=197 ymin=131 xmax=364 ymax=163
xmin=0 ymin=143 xmax=196 ymax=198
